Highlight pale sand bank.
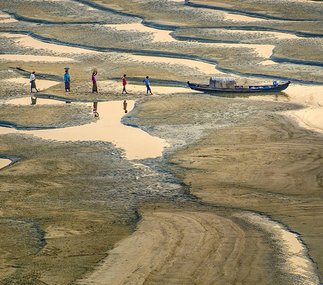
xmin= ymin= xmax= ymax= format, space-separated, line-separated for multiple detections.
xmin=0 ymin=54 xmax=75 ymax=62
xmin=126 ymin=54 xmax=224 ymax=75
xmin=79 ymin=209 xmax=319 ymax=285
xmin=250 ymin=84 xmax=323 ymax=133
xmin=3 ymin=77 xmax=60 ymax=91
xmin=236 ymin=212 xmax=319 ymax=284
xmin=285 ymin=107 xmax=323 ymax=134
xmin=283 ymin=85 xmax=323 ymax=133
xmin=260 ymin=60 xmax=278 ymax=65
xmin=0 ymin=158 xmax=11 ymax=170
xmin=0 ymin=11 xmax=17 ymax=23
xmin=1 ymin=33 xmax=95 ymax=54
xmin=78 ymin=210 xmax=245 ymax=285
xmin=0 ymin=100 xmax=168 ymax=160
xmin=107 ymin=23 xmax=175 ymax=43
xmin=224 ymin=13 xmax=264 ymax=22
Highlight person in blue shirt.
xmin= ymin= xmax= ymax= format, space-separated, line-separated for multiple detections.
xmin=64 ymin=69 xmax=71 ymax=92
xmin=143 ymin=76 xmax=153 ymax=95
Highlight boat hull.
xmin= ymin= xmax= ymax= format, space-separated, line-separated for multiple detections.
xmin=187 ymin=81 xmax=290 ymax=94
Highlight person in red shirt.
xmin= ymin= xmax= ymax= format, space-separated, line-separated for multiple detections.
xmin=122 ymin=74 xmax=128 ymax=94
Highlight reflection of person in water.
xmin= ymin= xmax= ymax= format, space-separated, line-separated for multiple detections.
xmin=93 ymin=101 xmax=99 ymax=117
xmin=123 ymin=100 xmax=128 ymax=113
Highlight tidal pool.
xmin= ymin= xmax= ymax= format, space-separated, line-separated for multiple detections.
xmin=0 ymin=100 xmax=168 ymax=160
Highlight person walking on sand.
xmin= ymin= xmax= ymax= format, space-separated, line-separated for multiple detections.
xmin=122 ymin=74 xmax=128 ymax=94
xmin=144 ymin=76 xmax=153 ymax=95
xmin=92 ymin=70 xmax=98 ymax=93
xmin=30 ymin=71 xmax=38 ymax=93
xmin=64 ymin=68 xmax=70 ymax=92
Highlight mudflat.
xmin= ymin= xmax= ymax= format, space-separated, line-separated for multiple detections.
xmin=0 ymin=0 xmax=322 ymax=284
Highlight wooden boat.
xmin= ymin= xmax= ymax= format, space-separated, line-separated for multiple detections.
xmin=187 ymin=79 xmax=290 ymax=94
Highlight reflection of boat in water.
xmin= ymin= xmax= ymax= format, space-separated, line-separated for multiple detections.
xmin=187 ymin=77 xmax=291 ymax=94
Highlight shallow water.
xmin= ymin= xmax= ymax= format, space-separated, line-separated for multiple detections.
xmin=6 ymin=96 xmax=65 ymax=105
xmin=0 ymin=100 xmax=168 ymax=160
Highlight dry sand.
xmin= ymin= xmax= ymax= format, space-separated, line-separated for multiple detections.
xmin=0 ymin=0 xmax=322 ymax=284
xmin=0 ymin=54 xmax=75 ymax=62
xmin=98 ymin=79 xmax=197 ymax=94
xmin=0 ymin=11 xmax=17 ymax=23
xmin=224 ymin=13 xmax=264 ymax=22
xmin=2 ymin=77 xmax=60 ymax=91
xmin=0 ymin=158 xmax=11 ymax=170
xmin=1 ymin=33 xmax=95 ymax=54
xmin=79 ymin=207 xmax=318 ymax=285
xmin=107 ymin=23 xmax=175 ymax=43
xmin=126 ymin=54 xmax=224 ymax=75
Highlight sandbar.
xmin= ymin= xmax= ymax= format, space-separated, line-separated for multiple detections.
xmin=0 ymin=54 xmax=75 ymax=62
xmin=3 ymin=77 xmax=60 ymax=91
xmin=107 ymin=23 xmax=175 ymax=43
xmin=1 ymin=33 xmax=95 ymax=54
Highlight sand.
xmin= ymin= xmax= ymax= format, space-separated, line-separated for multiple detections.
xmin=0 ymin=100 xmax=168 ymax=160
xmin=3 ymin=77 xmax=60 ymax=91
xmin=126 ymin=54 xmax=224 ymax=75
xmin=224 ymin=13 xmax=264 ymax=22
xmin=107 ymin=23 xmax=175 ymax=43
xmin=0 ymin=158 xmax=11 ymax=170
xmin=0 ymin=11 xmax=17 ymax=23
xmin=0 ymin=0 xmax=322 ymax=283
xmin=1 ymin=33 xmax=95 ymax=54
xmin=0 ymin=54 xmax=75 ymax=62
xmin=79 ymin=207 xmax=318 ymax=285
xmin=98 ymin=79 xmax=197 ymax=94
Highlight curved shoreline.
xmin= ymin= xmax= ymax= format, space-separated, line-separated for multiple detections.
xmin=185 ymin=1 xmax=322 ymax=22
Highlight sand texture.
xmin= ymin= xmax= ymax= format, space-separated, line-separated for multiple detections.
xmin=0 ymin=0 xmax=322 ymax=284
